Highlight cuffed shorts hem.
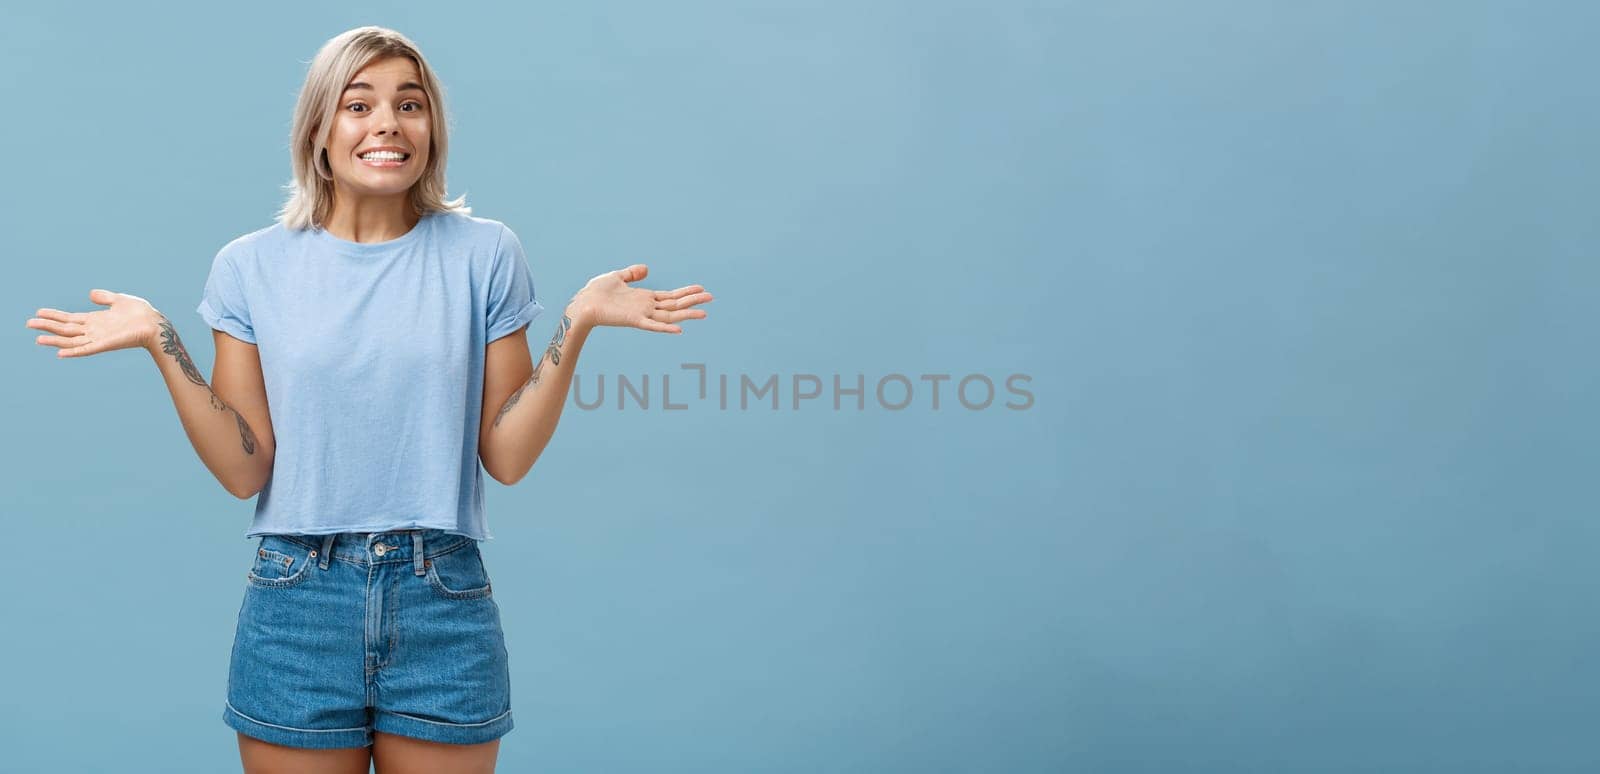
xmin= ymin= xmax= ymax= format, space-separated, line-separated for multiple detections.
xmin=373 ymin=707 xmax=515 ymax=746
xmin=223 ymin=701 xmax=373 ymax=749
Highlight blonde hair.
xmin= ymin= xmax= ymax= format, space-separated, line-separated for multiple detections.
xmin=276 ymin=26 xmax=470 ymax=230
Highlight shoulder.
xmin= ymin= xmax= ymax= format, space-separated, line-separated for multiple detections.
xmin=428 ymin=210 xmax=519 ymax=249
xmin=428 ymin=212 xmax=531 ymax=275
xmin=211 ymin=221 xmax=284 ymax=271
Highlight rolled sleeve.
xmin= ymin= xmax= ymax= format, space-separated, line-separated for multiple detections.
xmin=196 ymin=246 xmax=256 ymax=344
xmin=486 ymin=224 xmax=544 ymax=342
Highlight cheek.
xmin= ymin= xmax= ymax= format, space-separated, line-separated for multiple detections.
xmin=408 ymin=140 xmax=432 ymax=167
xmin=325 ymin=131 xmax=356 ymax=159
xmin=408 ymin=117 xmax=431 ymax=143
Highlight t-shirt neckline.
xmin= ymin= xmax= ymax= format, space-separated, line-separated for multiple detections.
xmin=311 ymin=211 xmax=435 ymax=256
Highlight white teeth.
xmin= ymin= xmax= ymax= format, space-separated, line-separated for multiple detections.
xmin=360 ymin=151 xmax=408 ymax=161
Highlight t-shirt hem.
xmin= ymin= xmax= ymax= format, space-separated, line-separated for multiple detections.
xmin=245 ymin=522 xmax=490 ymax=542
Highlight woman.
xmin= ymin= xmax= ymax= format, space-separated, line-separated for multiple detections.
xmin=25 ymin=26 xmax=711 ymax=773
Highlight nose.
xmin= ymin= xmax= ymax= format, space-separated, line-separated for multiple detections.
xmin=373 ymin=103 xmax=401 ymax=135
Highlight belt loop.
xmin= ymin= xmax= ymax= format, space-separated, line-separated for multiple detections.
xmin=413 ymin=531 xmax=426 ymax=576
xmin=319 ymin=534 xmax=336 ymax=570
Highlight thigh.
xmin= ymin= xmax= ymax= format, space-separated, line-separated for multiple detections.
xmin=371 ymin=540 xmax=513 ymax=744
xmin=239 ymin=732 xmax=371 ymax=774
xmin=372 ymin=731 xmax=501 ymax=774
xmin=225 ymin=536 xmax=372 ymax=749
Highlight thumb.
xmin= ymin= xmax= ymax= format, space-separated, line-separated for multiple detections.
xmin=617 ymin=264 xmax=648 ymax=283
xmin=89 ymin=289 xmax=115 ymax=306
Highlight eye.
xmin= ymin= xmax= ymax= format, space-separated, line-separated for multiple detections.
xmin=345 ymin=101 xmax=423 ymax=113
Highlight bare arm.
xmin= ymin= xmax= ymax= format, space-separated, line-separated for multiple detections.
xmin=144 ymin=319 xmax=276 ymax=498
xmin=479 ymin=265 xmax=711 ymax=485
xmin=478 ymin=306 xmax=587 ymax=485
xmin=28 ymin=289 xmax=275 ymax=499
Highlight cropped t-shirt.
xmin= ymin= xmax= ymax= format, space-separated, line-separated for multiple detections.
xmin=196 ymin=210 xmax=544 ymax=541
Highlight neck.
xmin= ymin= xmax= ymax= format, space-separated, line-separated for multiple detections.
xmin=323 ymin=192 xmax=419 ymax=243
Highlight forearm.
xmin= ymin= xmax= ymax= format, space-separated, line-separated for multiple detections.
xmin=145 ymin=316 xmax=271 ymax=498
xmin=481 ymin=303 xmax=592 ymax=484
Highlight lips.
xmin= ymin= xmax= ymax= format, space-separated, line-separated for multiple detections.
xmin=357 ymin=151 xmax=410 ymax=168
xmin=357 ymin=145 xmax=411 ymax=157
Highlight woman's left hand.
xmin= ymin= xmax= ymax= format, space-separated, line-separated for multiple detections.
xmin=570 ymin=264 xmax=712 ymax=334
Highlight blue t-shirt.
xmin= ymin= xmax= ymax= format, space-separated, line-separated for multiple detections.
xmin=196 ymin=209 xmax=544 ymax=541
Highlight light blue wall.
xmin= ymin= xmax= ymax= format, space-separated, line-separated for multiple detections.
xmin=3 ymin=1 xmax=1594 ymax=771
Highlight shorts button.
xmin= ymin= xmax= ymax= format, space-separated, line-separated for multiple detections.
xmin=373 ymin=544 xmax=388 ymax=556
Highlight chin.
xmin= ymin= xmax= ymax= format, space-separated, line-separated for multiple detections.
xmin=336 ymin=177 xmax=423 ymax=197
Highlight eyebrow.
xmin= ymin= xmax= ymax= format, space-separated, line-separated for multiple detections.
xmin=343 ymin=81 xmax=426 ymax=95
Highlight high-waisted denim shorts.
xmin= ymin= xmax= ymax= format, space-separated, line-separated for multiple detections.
xmin=223 ymin=528 xmax=513 ymax=749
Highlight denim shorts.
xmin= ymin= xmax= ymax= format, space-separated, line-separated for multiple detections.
xmin=223 ymin=528 xmax=513 ymax=749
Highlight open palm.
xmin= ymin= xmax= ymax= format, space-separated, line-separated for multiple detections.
xmin=26 ymin=289 xmax=164 ymax=358
xmin=574 ymin=264 xmax=712 ymax=334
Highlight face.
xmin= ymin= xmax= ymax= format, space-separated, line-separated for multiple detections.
xmin=324 ymin=56 xmax=432 ymax=198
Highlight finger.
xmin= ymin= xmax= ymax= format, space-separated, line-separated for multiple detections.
xmin=58 ymin=338 xmax=101 ymax=358
xmin=27 ymin=318 xmax=84 ymax=336
xmin=36 ymin=308 xmax=89 ymax=324
xmin=656 ymin=292 xmax=714 ymax=311
xmin=35 ymin=334 xmax=85 ymax=348
xmin=637 ymin=318 xmax=682 ymax=334
xmin=652 ymin=285 xmax=705 ymax=301
xmin=651 ymin=309 xmax=707 ymax=324
xmin=89 ymin=289 xmax=116 ymax=306
xmin=616 ymin=264 xmax=649 ymax=283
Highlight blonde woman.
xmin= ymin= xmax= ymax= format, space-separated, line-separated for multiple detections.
xmin=25 ymin=26 xmax=711 ymax=774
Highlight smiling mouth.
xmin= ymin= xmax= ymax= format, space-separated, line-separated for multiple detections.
xmin=358 ymin=152 xmax=411 ymax=167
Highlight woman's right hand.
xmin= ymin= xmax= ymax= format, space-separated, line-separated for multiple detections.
xmin=26 ymin=289 xmax=166 ymax=359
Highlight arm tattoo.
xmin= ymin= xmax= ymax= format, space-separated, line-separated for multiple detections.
xmin=494 ymin=314 xmax=572 ymax=428
xmin=158 ymin=316 xmax=209 ymax=392
xmin=234 ymin=411 xmax=259 ymax=455
xmin=156 ymin=315 xmax=258 ymax=455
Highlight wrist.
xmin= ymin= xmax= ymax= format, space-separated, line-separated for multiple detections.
xmin=143 ymin=314 xmax=170 ymax=355
xmin=563 ymin=296 xmax=598 ymax=334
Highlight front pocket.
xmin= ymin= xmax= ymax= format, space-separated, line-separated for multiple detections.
xmin=425 ymin=543 xmax=493 ymax=600
xmin=246 ymin=539 xmax=315 ymax=588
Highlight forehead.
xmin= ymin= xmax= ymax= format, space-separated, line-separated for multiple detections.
xmin=345 ymin=57 xmax=423 ymax=89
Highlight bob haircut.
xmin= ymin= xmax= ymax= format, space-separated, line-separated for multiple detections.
xmin=276 ymin=26 xmax=470 ymax=230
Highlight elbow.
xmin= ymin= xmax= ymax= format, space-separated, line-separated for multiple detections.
xmin=224 ymin=468 xmax=270 ymax=500
xmin=482 ymin=457 xmax=529 ymax=487
xmin=226 ymin=483 xmax=259 ymax=500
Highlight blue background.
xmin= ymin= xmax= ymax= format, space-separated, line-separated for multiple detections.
xmin=3 ymin=1 xmax=1595 ymax=771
